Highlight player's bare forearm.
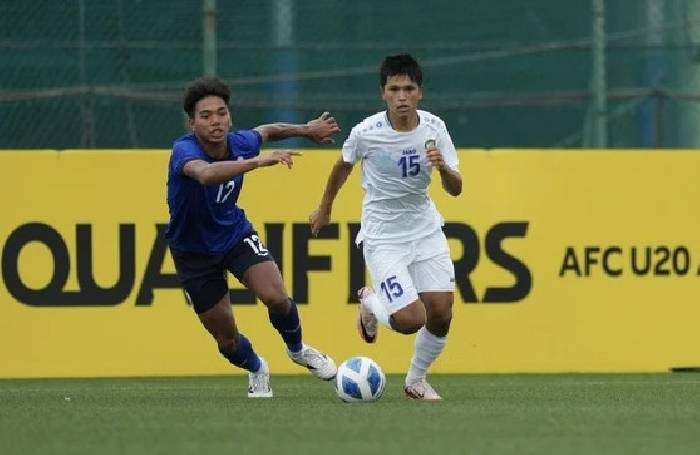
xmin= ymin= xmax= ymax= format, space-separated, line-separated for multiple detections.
xmin=184 ymin=159 xmax=259 ymax=185
xmin=190 ymin=150 xmax=301 ymax=185
xmin=439 ymin=167 xmax=462 ymax=196
xmin=310 ymin=158 xmax=353 ymax=236
xmin=318 ymin=159 xmax=353 ymax=210
xmin=254 ymin=123 xmax=308 ymax=143
xmin=255 ymin=112 xmax=340 ymax=144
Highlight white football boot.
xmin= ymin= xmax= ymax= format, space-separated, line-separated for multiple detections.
xmin=404 ymin=378 xmax=442 ymax=401
xmin=357 ymin=287 xmax=378 ymax=343
xmin=247 ymin=357 xmax=273 ymax=398
xmin=288 ymin=344 xmax=337 ymax=380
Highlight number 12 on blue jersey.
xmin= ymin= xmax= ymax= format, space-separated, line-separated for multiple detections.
xmin=215 ymin=180 xmax=235 ymax=203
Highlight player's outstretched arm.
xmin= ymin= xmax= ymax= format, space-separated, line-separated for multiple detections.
xmin=183 ymin=151 xmax=302 ymax=185
xmin=254 ymin=112 xmax=340 ymax=144
xmin=309 ymin=157 xmax=353 ymax=236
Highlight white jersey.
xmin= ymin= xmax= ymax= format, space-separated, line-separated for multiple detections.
xmin=342 ymin=110 xmax=459 ymax=245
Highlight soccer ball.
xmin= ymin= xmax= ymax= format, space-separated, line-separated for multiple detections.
xmin=335 ymin=356 xmax=386 ymax=402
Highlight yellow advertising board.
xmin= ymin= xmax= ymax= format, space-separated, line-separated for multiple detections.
xmin=1 ymin=149 xmax=699 ymax=378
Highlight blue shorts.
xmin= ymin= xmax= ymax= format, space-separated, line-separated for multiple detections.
xmin=170 ymin=231 xmax=274 ymax=314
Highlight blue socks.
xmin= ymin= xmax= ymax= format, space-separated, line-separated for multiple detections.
xmin=219 ymin=333 xmax=261 ymax=373
xmin=268 ymin=299 xmax=303 ymax=353
xmin=218 ymin=299 xmax=303 ymax=373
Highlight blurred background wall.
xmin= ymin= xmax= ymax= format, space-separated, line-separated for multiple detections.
xmin=1 ymin=0 xmax=699 ymax=149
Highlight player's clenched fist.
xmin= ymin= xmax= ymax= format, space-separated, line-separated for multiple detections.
xmin=426 ymin=147 xmax=446 ymax=170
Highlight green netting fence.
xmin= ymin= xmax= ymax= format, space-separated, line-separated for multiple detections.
xmin=1 ymin=0 xmax=699 ymax=149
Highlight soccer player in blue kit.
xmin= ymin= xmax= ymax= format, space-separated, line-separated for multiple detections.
xmin=167 ymin=77 xmax=339 ymax=398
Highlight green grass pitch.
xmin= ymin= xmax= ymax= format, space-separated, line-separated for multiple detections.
xmin=2 ymin=374 xmax=699 ymax=455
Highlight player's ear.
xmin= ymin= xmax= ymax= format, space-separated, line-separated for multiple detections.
xmin=188 ymin=116 xmax=195 ymax=130
xmin=380 ymin=86 xmax=387 ymax=101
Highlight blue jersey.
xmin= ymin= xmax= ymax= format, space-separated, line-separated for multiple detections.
xmin=166 ymin=130 xmax=262 ymax=254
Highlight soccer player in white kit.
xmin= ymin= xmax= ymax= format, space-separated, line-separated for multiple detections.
xmin=309 ymin=54 xmax=462 ymax=400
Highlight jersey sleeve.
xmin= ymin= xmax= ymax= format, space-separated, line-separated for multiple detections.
xmin=230 ymin=130 xmax=262 ymax=159
xmin=171 ymin=142 xmax=202 ymax=175
xmin=341 ymin=125 xmax=363 ymax=164
xmin=436 ymin=120 xmax=459 ymax=172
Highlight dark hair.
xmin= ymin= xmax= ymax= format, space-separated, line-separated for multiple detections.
xmin=183 ymin=76 xmax=231 ymax=118
xmin=380 ymin=54 xmax=423 ymax=88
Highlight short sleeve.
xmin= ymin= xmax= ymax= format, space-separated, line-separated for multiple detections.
xmin=171 ymin=142 xmax=202 ymax=175
xmin=436 ymin=120 xmax=459 ymax=172
xmin=341 ymin=126 xmax=363 ymax=164
xmin=230 ymin=130 xmax=262 ymax=159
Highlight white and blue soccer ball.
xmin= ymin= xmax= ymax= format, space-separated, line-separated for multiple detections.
xmin=335 ymin=356 xmax=386 ymax=402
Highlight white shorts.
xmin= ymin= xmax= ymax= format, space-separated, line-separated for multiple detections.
xmin=363 ymin=229 xmax=455 ymax=315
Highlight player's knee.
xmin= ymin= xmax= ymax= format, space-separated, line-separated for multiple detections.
xmin=390 ymin=309 xmax=426 ymax=334
xmin=427 ymin=309 xmax=452 ymax=337
xmin=260 ymin=294 xmax=289 ymax=313
xmin=401 ymin=319 xmax=426 ymax=334
xmin=427 ymin=302 xmax=453 ymax=334
xmin=254 ymin=281 xmax=289 ymax=312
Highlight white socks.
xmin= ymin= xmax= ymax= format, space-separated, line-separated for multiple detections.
xmin=406 ymin=326 xmax=447 ymax=385
xmin=362 ymin=290 xmax=391 ymax=328
xmin=362 ymin=290 xmax=448 ymax=385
